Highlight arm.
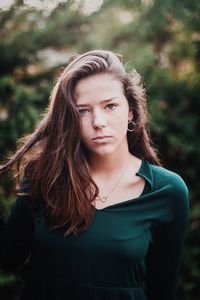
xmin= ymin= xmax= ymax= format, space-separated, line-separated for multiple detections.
xmin=0 ymin=179 xmax=34 ymax=271
xmin=145 ymin=176 xmax=189 ymax=300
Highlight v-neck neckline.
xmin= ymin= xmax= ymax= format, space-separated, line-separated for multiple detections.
xmin=93 ymin=160 xmax=153 ymax=211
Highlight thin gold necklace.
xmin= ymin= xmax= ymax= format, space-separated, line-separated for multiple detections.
xmin=95 ymin=158 xmax=131 ymax=203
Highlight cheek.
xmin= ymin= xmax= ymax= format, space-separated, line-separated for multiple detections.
xmin=79 ymin=119 xmax=90 ymax=140
xmin=114 ymin=113 xmax=129 ymax=130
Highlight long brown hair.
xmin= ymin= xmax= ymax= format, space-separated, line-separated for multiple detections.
xmin=0 ymin=50 xmax=161 ymax=235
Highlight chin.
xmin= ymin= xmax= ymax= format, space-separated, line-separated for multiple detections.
xmin=89 ymin=146 xmax=118 ymax=157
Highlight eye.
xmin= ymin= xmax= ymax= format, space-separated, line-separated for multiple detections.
xmin=78 ymin=108 xmax=90 ymax=116
xmin=106 ymin=103 xmax=118 ymax=110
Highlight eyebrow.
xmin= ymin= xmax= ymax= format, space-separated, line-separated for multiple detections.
xmin=76 ymin=98 xmax=118 ymax=107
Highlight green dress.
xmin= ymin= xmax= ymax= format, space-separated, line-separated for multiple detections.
xmin=0 ymin=160 xmax=189 ymax=300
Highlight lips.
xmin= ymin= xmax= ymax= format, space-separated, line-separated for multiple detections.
xmin=92 ymin=135 xmax=112 ymax=140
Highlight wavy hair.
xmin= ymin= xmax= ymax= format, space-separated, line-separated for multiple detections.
xmin=0 ymin=50 xmax=161 ymax=235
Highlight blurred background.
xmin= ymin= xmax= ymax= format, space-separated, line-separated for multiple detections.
xmin=0 ymin=0 xmax=199 ymax=299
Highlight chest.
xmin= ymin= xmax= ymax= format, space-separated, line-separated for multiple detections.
xmin=31 ymin=210 xmax=152 ymax=273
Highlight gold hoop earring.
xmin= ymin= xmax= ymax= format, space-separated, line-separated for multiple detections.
xmin=127 ymin=121 xmax=136 ymax=132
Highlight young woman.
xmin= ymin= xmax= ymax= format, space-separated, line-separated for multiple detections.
xmin=0 ymin=50 xmax=189 ymax=300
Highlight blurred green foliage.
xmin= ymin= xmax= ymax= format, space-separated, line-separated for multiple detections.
xmin=0 ymin=0 xmax=199 ymax=299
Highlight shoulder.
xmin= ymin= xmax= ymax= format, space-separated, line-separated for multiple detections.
xmin=16 ymin=177 xmax=36 ymax=211
xmin=148 ymin=163 xmax=189 ymax=216
xmin=15 ymin=177 xmax=44 ymax=220
xmin=150 ymin=163 xmax=188 ymax=196
xmin=148 ymin=163 xmax=189 ymax=223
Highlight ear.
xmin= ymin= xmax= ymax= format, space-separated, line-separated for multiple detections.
xmin=128 ymin=109 xmax=133 ymax=121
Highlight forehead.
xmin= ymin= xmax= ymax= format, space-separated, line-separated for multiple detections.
xmin=74 ymin=73 xmax=124 ymax=104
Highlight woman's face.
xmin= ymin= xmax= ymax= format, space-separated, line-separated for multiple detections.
xmin=75 ymin=73 xmax=133 ymax=158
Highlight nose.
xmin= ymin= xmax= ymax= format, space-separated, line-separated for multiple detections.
xmin=92 ymin=110 xmax=106 ymax=129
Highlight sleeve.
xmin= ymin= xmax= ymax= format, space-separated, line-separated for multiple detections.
xmin=145 ymin=174 xmax=189 ymax=300
xmin=0 ymin=178 xmax=34 ymax=271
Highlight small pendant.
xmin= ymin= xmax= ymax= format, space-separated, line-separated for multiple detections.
xmin=96 ymin=196 xmax=108 ymax=203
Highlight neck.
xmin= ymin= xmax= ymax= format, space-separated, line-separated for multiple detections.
xmin=89 ymin=149 xmax=132 ymax=176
